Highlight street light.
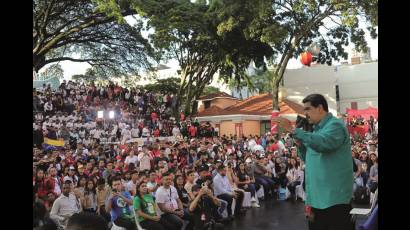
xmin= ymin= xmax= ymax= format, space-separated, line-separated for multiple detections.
xmin=97 ymin=110 xmax=104 ymax=119
xmin=109 ymin=111 xmax=115 ymax=119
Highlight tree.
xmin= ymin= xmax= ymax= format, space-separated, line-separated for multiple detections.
xmin=143 ymin=77 xmax=180 ymax=95
xmin=130 ymin=0 xmax=275 ymax=116
xmin=39 ymin=64 xmax=64 ymax=80
xmin=33 ymin=0 xmax=155 ymax=77
xmin=201 ymin=86 xmax=221 ymax=96
xmin=216 ymin=0 xmax=378 ymax=110
xmin=71 ymin=68 xmax=99 ymax=84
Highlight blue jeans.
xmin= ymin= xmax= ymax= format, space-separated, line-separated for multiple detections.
xmin=242 ymin=183 xmax=257 ymax=198
xmin=255 ymin=176 xmax=275 ymax=196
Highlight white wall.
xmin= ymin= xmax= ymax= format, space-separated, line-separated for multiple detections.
xmin=335 ymin=62 xmax=378 ymax=113
xmin=284 ymin=65 xmax=338 ymax=115
xmin=283 ymin=62 xmax=378 ymax=114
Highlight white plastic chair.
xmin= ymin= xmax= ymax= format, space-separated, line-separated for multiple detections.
xmin=295 ymin=185 xmax=305 ymax=201
xmin=242 ymin=191 xmax=252 ymax=208
xmin=350 ymin=189 xmax=378 ymax=219
xmin=256 ymin=186 xmax=265 ymax=199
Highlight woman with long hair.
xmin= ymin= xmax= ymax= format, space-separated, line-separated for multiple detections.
xmin=174 ymin=175 xmax=190 ymax=208
xmin=235 ymin=161 xmax=260 ymax=208
xmin=81 ymin=178 xmax=97 ymax=213
xmin=286 ymin=158 xmax=302 ymax=200
xmin=34 ymin=169 xmax=54 ymax=201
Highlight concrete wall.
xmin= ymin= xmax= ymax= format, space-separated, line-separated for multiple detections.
xmin=220 ymin=121 xmax=236 ymax=136
xmin=242 ymin=120 xmax=261 ymax=136
xmin=284 ymin=65 xmax=338 ymax=115
xmin=284 ymin=62 xmax=377 ymax=114
xmin=335 ymin=62 xmax=378 ymax=113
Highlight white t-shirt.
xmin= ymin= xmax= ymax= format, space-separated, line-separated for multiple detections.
xmin=138 ymin=152 xmax=152 ymax=171
xmin=172 ymin=127 xmax=180 ymax=136
xmin=142 ymin=127 xmax=150 ymax=137
xmin=131 ymin=128 xmax=140 ymax=138
xmin=125 ymin=155 xmax=138 ymax=166
xmin=155 ymin=186 xmax=179 ymax=215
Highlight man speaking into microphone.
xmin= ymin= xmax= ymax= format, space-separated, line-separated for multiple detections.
xmin=273 ymin=94 xmax=353 ymax=230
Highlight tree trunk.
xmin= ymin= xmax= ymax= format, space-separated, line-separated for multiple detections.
xmin=272 ymin=49 xmax=294 ymax=110
xmin=272 ymin=81 xmax=280 ymax=110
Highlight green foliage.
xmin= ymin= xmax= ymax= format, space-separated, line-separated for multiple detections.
xmin=143 ymin=77 xmax=180 ymax=95
xmin=33 ymin=0 xmax=154 ymax=78
xmin=39 ymin=64 xmax=64 ymax=80
xmin=202 ymin=86 xmax=221 ymax=96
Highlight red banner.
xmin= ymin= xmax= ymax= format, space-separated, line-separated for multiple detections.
xmin=347 ymin=125 xmax=369 ymax=137
xmin=271 ymin=110 xmax=280 ymax=134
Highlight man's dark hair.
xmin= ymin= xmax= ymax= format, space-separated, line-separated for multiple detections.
xmin=109 ymin=176 xmax=122 ymax=187
xmin=302 ymin=94 xmax=329 ymax=112
xmin=162 ymin=172 xmax=171 ymax=177
xmin=217 ymin=165 xmax=226 ymax=171
xmin=97 ymin=178 xmax=105 ymax=185
xmin=66 ymin=212 xmax=108 ymax=230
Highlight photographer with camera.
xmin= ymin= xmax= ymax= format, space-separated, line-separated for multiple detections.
xmin=273 ymin=94 xmax=353 ymax=230
xmin=189 ymin=184 xmax=224 ymax=230
xmin=106 ymin=176 xmax=135 ymax=230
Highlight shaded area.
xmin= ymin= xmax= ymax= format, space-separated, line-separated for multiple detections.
xmin=223 ymin=199 xmax=371 ymax=230
xmin=224 ymin=199 xmax=307 ymax=230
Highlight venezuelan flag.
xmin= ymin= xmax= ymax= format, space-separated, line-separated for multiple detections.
xmin=44 ymin=138 xmax=65 ymax=147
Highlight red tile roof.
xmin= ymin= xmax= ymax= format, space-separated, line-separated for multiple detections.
xmin=195 ymin=93 xmax=304 ymax=117
xmin=198 ymin=92 xmax=237 ymax=100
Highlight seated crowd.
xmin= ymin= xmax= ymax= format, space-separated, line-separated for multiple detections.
xmin=33 ymin=81 xmax=378 ymax=230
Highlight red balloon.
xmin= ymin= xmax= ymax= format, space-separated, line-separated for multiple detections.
xmin=300 ymin=52 xmax=313 ymax=66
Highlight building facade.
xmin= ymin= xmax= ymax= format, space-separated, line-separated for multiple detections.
xmin=284 ymin=61 xmax=378 ymax=114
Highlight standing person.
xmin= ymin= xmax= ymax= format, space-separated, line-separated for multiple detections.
xmin=138 ymin=150 xmax=153 ymax=171
xmin=125 ymin=150 xmax=139 ymax=168
xmin=106 ymin=176 xmax=136 ymax=230
xmin=155 ymin=172 xmax=184 ymax=230
xmin=274 ymin=94 xmax=353 ymax=230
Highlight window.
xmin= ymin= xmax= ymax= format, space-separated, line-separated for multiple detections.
xmin=260 ymin=121 xmax=271 ymax=135
xmin=204 ymin=101 xmax=211 ymax=109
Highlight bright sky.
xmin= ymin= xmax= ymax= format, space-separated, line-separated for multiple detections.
xmin=53 ymin=15 xmax=378 ymax=83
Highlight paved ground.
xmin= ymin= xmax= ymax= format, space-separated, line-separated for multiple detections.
xmin=223 ymin=198 xmax=371 ymax=230
xmin=224 ymin=198 xmax=308 ymax=230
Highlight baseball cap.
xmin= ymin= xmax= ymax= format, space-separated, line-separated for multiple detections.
xmin=69 ymin=166 xmax=75 ymax=170
xmin=198 ymin=165 xmax=209 ymax=173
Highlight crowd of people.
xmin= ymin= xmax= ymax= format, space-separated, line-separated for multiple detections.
xmin=33 ymin=81 xmax=378 ymax=230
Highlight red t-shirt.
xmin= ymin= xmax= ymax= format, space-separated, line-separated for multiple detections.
xmin=189 ymin=126 xmax=197 ymax=136
xmin=269 ymin=143 xmax=278 ymax=152
xmin=153 ymin=129 xmax=160 ymax=137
